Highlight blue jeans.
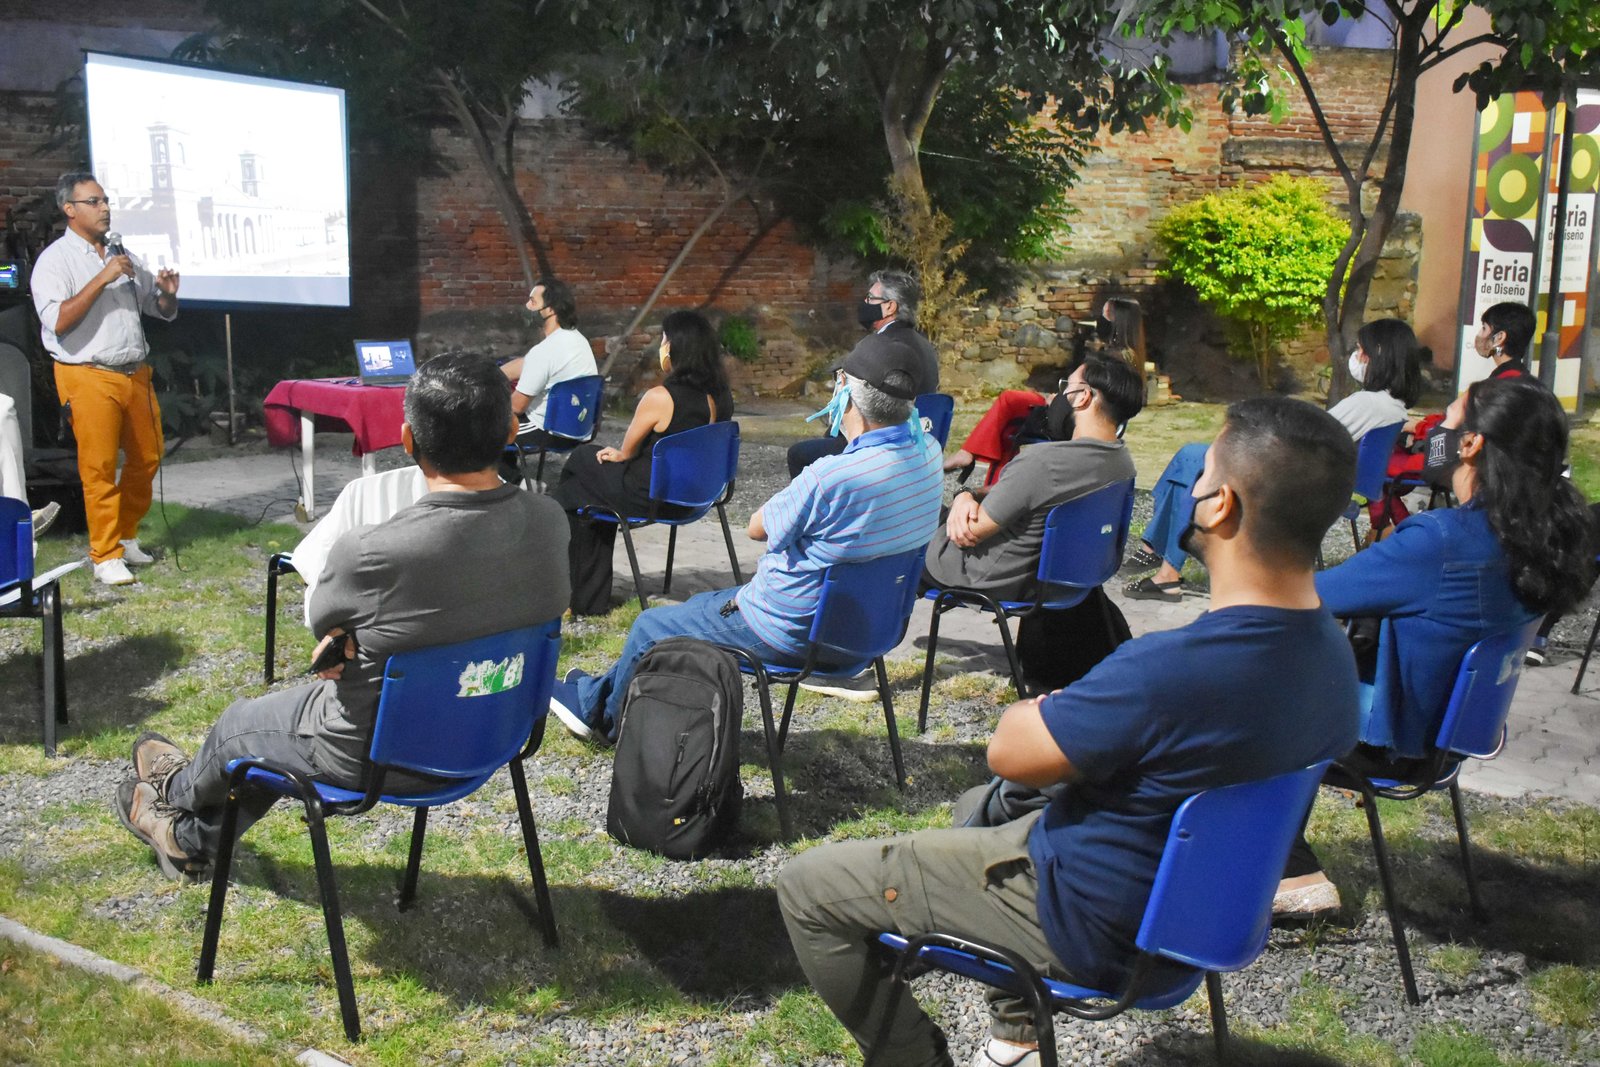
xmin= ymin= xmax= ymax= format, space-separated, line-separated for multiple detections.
xmin=578 ymin=587 xmax=811 ymax=740
xmin=1142 ymin=442 xmax=1207 ymax=569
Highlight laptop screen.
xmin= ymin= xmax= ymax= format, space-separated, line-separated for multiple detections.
xmin=353 ymin=339 xmax=417 ymax=384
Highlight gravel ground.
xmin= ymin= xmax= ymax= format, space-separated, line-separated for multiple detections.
xmin=2 ymin=428 xmax=1597 ymax=1065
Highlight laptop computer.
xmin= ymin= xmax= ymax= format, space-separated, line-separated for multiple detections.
xmin=353 ymin=339 xmax=417 ymax=386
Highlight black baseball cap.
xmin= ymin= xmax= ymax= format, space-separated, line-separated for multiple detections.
xmin=841 ymin=333 xmax=921 ymax=400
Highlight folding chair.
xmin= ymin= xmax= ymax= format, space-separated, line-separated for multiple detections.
xmin=1342 ymin=421 xmax=1405 ymax=551
xmin=918 ymin=479 xmax=1134 ymax=732
xmin=1325 ymin=619 xmax=1541 ymax=1005
xmin=507 ymin=373 xmax=604 ymax=486
xmin=199 ymin=620 xmax=563 ymax=1041
xmin=914 ymin=392 xmax=955 ymax=448
xmin=578 ymin=420 xmax=742 ymax=611
xmin=263 ymin=467 xmax=429 ymax=683
xmin=716 ymin=546 xmax=926 ymax=841
xmin=872 ymin=761 xmax=1331 ymax=1067
xmin=1 ymin=497 xmax=82 ymax=755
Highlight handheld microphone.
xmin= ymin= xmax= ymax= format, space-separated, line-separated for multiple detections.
xmin=106 ymin=231 xmax=126 ymax=257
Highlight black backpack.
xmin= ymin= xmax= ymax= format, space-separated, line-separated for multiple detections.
xmin=607 ymin=637 xmax=744 ymax=859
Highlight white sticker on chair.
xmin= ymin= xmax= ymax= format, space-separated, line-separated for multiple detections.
xmin=457 ymin=653 xmax=526 ymax=697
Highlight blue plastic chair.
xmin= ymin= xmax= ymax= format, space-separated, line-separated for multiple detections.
xmin=508 ymin=374 xmax=605 ymax=486
xmin=914 ymin=393 xmax=955 ymax=448
xmin=1341 ymin=421 xmax=1405 ymax=551
xmin=1325 ymin=619 xmax=1541 ymax=1006
xmin=578 ymin=420 xmax=743 ymax=610
xmin=918 ymin=478 xmax=1134 ymax=731
xmin=716 ymin=546 xmax=926 ymax=841
xmin=0 ymin=497 xmax=74 ymax=756
xmin=872 ymin=761 xmax=1331 ymax=1067
xmin=197 ymin=621 xmax=563 ymax=1042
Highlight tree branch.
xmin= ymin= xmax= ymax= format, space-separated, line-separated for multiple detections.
xmin=1420 ymin=33 xmax=1509 ymax=73
xmin=1267 ymin=24 xmax=1356 ymax=190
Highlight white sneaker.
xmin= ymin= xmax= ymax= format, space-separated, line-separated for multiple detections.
xmin=548 ymin=674 xmax=594 ymax=740
xmin=94 ymin=558 xmax=136 ymax=586
xmin=119 ymin=539 xmax=155 ymax=565
xmin=972 ymin=1038 xmax=1042 ymax=1066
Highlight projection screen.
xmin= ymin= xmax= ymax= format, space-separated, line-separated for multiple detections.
xmin=84 ymin=51 xmax=350 ymax=308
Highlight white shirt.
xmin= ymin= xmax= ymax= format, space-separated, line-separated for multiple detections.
xmin=514 ymin=327 xmax=596 ymax=423
xmin=1327 ymin=388 xmax=1408 ymax=441
xmin=31 ymin=230 xmax=176 ymax=366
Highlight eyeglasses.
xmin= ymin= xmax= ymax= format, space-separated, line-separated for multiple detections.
xmin=863 ymin=293 xmax=890 ymax=304
xmin=67 ymin=197 xmax=110 ymax=208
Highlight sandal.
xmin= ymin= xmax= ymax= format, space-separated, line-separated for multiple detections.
xmin=1119 ymin=546 xmax=1162 ymax=574
xmin=1124 ymin=576 xmax=1182 ymax=603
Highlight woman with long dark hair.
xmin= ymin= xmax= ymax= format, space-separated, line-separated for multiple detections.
xmin=1278 ymin=376 xmax=1595 ymax=914
xmin=552 ymin=310 xmax=733 ymax=615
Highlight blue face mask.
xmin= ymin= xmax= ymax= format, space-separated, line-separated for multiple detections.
xmin=805 ymin=380 xmax=852 ymax=437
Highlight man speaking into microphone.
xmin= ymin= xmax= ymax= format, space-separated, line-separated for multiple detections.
xmin=32 ymin=172 xmax=179 ymax=586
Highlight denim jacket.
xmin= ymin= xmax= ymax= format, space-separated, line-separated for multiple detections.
xmin=1314 ymin=503 xmax=1536 ymax=758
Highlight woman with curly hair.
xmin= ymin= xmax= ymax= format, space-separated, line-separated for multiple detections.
xmin=1278 ymin=375 xmax=1595 ymax=915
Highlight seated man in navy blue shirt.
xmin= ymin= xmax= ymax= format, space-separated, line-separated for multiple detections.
xmin=777 ymin=396 xmax=1363 ymax=1067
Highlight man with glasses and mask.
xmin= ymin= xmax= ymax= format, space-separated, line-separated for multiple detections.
xmin=787 ymin=269 xmax=939 ymax=478
xmin=777 ymin=397 xmax=1362 ymax=1067
xmin=31 ymin=172 xmax=179 ymax=586
xmin=499 ymin=278 xmax=596 ymax=454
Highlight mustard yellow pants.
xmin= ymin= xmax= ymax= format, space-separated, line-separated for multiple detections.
xmin=52 ymin=362 xmax=164 ymax=563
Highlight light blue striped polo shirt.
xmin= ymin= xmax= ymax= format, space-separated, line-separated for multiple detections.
xmin=740 ymin=421 xmax=944 ymax=656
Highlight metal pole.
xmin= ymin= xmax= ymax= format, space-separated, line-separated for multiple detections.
xmin=1538 ymin=82 xmax=1577 ymax=392
xmin=224 ymin=311 xmax=237 ymax=445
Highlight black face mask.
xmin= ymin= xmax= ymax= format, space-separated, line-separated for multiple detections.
xmin=1421 ymin=425 xmax=1463 ymax=489
xmin=1178 ymin=488 xmax=1223 ymax=562
xmin=857 ymin=300 xmax=885 ymax=330
xmin=1043 ymin=391 xmax=1078 ymax=441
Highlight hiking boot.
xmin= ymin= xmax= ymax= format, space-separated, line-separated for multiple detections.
xmin=131 ymin=731 xmax=191 ymax=801
xmin=114 ymin=778 xmax=199 ymax=881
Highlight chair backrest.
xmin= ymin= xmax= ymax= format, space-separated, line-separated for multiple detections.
xmin=808 ymin=546 xmax=926 ymax=662
xmin=1036 ymin=479 xmax=1136 ymax=595
xmin=368 ymin=619 xmax=562 ymax=779
xmin=0 ymin=495 xmax=32 ymax=588
xmin=649 ymin=420 xmax=740 ymax=510
xmin=1433 ymin=618 xmax=1542 ymax=760
xmin=1135 ymin=761 xmax=1330 ymax=972
xmin=541 ymin=374 xmax=605 ymax=441
xmin=914 ymin=393 xmax=955 ymax=448
xmin=1353 ymin=421 xmax=1405 ymax=502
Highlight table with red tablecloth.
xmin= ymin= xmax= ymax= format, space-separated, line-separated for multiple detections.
xmin=263 ymin=379 xmax=406 ymax=519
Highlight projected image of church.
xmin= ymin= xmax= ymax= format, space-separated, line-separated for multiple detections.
xmin=99 ymin=121 xmax=347 ymax=277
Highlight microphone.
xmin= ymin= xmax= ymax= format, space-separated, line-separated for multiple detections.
xmin=106 ymin=232 xmax=126 ymax=257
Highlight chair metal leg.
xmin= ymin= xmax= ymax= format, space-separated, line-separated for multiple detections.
xmin=197 ymin=790 xmax=246 ymax=984
xmin=303 ymin=801 xmax=362 ymax=1042
xmin=1359 ymin=786 xmax=1420 ymax=1005
xmin=918 ymin=601 xmax=946 ymax=734
xmin=509 ymin=758 xmax=559 ymax=947
xmin=47 ymin=584 xmax=67 ymax=723
xmin=264 ymin=560 xmax=281 ymax=684
xmin=397 ymin=807 xmax=427 ymax=911
xmin=663 ymin=526 xmax=677 ymax=595
xmin=1573 ymin=609 xmax=1600 ymax=694
xmin=40 ymin=587 xmax=60 ymax=757
xmin=619 ymin=523 xmax=649 ymax=610
xmin=1447 ymin=780 xmax=1487 ymax=923
xmin=994 ymin=609 xmax=1026 ymax=698
xmin=534 ymin=449 xmax=548 ymax=487
xmin=1349 ymin=515 xmax=1361 ymax=553
xmin=875 ymin=657 xmax=907 ymax=791
xmin=1205 ymin=970 xmax=1229 ymax=1064
xmin=778 ymin=681 xmax=800 ymax=752
xmin=716 ymin=503 xmax=744 ymax=585
xmin=751 ymin=668 xmax=793 ymax=841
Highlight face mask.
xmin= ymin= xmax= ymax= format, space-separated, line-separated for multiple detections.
xmin=857 ymin=300 xmax=883 ymax=330
xmin=658 ymin=344 xmax=670 ymax=372
xmin=1043 ymin=391 xmax=1079 ymax=442
xmin=805 ymin=379 xmax=852 ymax=437
xmin=1177 ymin=488 xmax=1223 ymax=563
xmin=1348 ymin=350 xmax=1367 ymax=384
xmin=1421 ymin=424 xmax=1462 ymax=488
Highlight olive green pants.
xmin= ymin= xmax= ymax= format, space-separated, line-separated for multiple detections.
xmin=776 ymin=812 xmax=1064 ymax=1067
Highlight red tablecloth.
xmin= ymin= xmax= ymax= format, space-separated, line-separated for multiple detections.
xmin=263 ymin=379 xmax=405 ymax=457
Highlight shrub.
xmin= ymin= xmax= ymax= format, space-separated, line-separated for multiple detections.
xmin=1156 ymin=175 xmax=1346 ymax=386
xmin=718 ymin=315 xmax=759 ymax=363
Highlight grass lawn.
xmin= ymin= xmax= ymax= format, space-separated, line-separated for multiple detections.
xmin=0 ymin=404 xmax=1598 ymax=1064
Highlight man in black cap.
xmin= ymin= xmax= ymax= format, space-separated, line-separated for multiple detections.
xmin=550 ymin=332 xmax=944 ymax=741
xmin=786 ymin=269 xmax=939 ymax=479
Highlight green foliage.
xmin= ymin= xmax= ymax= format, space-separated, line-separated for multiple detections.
xmin=717 ymin=316 xmax=759 ymax=363
xmin=1156 ymin=175 xmax=1345 ymax=385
